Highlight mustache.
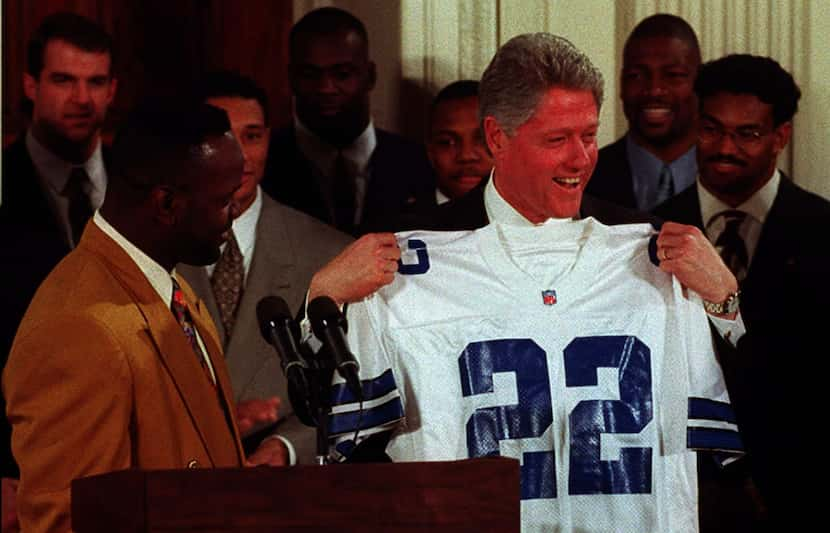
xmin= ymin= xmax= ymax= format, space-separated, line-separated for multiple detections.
xmin=706 ymin=154 xmax=747 ymax=167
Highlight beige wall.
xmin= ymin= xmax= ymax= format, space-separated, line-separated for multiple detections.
xmin=295 ymin=0 xmax=828 ymax=199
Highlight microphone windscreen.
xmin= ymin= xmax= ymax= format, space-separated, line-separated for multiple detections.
xmin=308 ymin=296 xmax=340 ymax=339
xmin=256 ymin=296 xmax=292 ymax=342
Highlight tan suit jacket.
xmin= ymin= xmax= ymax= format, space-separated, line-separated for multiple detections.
xmin=179 ymin=195 xmax=352 ymax=463
xmin=3 ymin=221 xmax=244 ymax=533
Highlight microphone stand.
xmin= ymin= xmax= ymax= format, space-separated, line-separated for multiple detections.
xmin=302 ymin=343 xmax=336 ymax=465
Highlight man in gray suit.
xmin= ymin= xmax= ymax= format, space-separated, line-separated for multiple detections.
xmin=179 ymin=72 xmax=400 ymax=464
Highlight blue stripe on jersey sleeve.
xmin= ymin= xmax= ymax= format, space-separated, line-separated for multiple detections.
xmin=329 ymin=398 xmax=405 ymax=436
xmin=688 ymin=397 xmax=737 ymax=424
xmin=687 ymin=427 xmax=744 ymax=453
xmin=331 ymin=368 xmax=398 ymax=407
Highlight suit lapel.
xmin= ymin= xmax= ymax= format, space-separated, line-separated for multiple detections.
xmin=594 ymin=137 xmax=638 ymax=209
xmin=742 ymin=178 xmax=799 ymax=299
xmin=653 ymin=185 xmax=704 ymax=229
xmin=189 ymin=294 xmax=246 ymax=462
xmin=225 ymin=196 xmax=297 ymax=391
xmin=442 ymin=181 xmax=488 ymax=230
xmin=179 ymin=265 xmax=225 ymax=346
xmin=82 ymin=223 xmax=243 ymax=465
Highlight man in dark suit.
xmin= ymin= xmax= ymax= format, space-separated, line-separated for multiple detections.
xmin=0 ymin=12 xmax=116 ymax=528
xmin=654 ymin=54 xmax=830 ymax=526
xmin=587 ymin=14 xmax=700 ymax=212
xmin=261 ymin=7 xmax=435 ymax=236
xmin=179 ymin=72 xmax=400 ymax=464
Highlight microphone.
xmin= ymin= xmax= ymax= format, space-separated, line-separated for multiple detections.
xmin=256 ymin=296 xmax=315 ymax=426
xmin=308 ymin=296 xmax=364 ymax=402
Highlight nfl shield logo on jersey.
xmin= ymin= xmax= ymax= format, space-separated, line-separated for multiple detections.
xmin=542 ymin=290 xmax=557 ymax=306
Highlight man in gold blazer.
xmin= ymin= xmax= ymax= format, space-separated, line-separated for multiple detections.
xmin=3 ymin=101 xmax=261 ymax=532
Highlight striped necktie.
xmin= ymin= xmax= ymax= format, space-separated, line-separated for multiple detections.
xmin=714 ymin=210 xmax=749 ymax=283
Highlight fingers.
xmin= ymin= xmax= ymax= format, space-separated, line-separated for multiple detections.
xmin=236 ymin=397 xmax=280 ymax=424
xmin=656 ymin=222 xmax=701 ymax=247
xmin=246 ymin=438 xmax=289 ymax=467
xmin=363 ymin=232 xmax=398 ymax=246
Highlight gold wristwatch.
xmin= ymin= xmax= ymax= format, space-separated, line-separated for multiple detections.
xmin=703 ymin=291 xmax=740 ymax=315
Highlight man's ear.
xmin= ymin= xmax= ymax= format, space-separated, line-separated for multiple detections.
xmin=106 ymin=77 xmax=118 ymax=108
xmin=772 ymin=121 xmax=792 ymax=155
xmin=23 ymin=73 xmax=38 ymax=102
xmin=483 ymin=116 xmax=508 ymax=157
xmin=150 ymin=185 xmax=180 ymax=226
xmin=366 ymin=60 xmax=377 ymax=91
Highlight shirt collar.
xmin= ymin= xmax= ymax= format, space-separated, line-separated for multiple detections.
xmin=625 ymin=133 xmax=697 ymax=209
xmin=231 ymin=185 xmax=262 ymax=258
xmin=435 ymin=187 xmax=451 ymax=205
xmin=26 ymin=129 xmax=107 ymax=198
xmin=699 ymin=168 xmax=781 ymax=227
xmin=485 ymin=168 xmax=577 ymax=227
xmin=294 ymin=115 xmax=377 ymax=175
xmin=93 ymin=210 xmax=176 ymax=304
xmin=486 ymin=169 xmax=533 ymax=226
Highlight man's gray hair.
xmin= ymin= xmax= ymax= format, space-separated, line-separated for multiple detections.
xmin=480 ymin=33 xmax=604 ymax=134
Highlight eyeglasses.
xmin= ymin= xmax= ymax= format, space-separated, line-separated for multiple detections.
xmin=698 ymin=122 xmax=771 ymax=150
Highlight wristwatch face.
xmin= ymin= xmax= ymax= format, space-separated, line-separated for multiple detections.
xmin=724 ymin=293 xmax=740 ymax=314
xmin=704 ymin=291 xmax=740 ymax=314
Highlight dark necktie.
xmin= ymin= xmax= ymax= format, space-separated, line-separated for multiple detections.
xmin=171 ymin=278 xmax=215 ymax=385
xmin=64 ymin=167 xmax=94 ymax=246
xmin=332 ymin=150 xmax=356 ymax=234
xmin=714 ymin=210 xmax=749 ymax=283
xmin=652 ymin=164 xmax=675 ymax=208
xmin=210 ymin=231 xmax=244 ymax=337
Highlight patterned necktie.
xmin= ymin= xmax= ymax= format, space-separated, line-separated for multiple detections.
xmin=714 ymin=210 xmax=749 ymax=283
xmin=652 ymin=164 xmax=675 ymax=208
xmin=171 ymin=278 xmax=215 ymax=385
xmin=332 ymin=150 xmax=356 ymax=234
xmin=64 ymin=167 xmax=94 ymax=247
xmin=210 ymin=231 xmax=244 ymax=337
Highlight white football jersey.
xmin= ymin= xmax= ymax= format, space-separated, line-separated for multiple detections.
xmin=329 ymin=219 xmax=742 ymax=533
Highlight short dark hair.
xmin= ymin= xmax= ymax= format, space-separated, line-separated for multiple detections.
xmin=430 ymin=80 xmax=480 ymax=132
xmin=695 ymin=54 xmax=801 ymax=126
xmin=110 ymin=100 xmax=231 ymax=191
xmin=289 ymin=7 xmax=369 ymax=58
xmin=197 ymin=71 xmax=270 ymax=125
xmin=432 ymin=80 xmax=480 ymax=109
xmin=625 ymin=13 xmax=701 ymax=64
xmin=26 ymin=11 xmax=114 ymax=78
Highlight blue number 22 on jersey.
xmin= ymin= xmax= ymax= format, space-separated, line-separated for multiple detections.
xmin=459 ymin=336 xmax=653 ymax=500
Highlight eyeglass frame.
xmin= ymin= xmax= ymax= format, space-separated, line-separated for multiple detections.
xmin=697 ymin=119 xmax=775 ymax=151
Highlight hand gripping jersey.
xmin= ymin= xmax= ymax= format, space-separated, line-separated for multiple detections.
xmin=329 ymin=219 xmax=743 ymax=533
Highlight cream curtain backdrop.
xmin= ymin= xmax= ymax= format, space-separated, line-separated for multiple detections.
xmin=294 ymin=0 xmax=829 ymax=199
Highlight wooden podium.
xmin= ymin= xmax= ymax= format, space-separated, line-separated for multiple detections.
xmin=71 ymin=457 xmax=519 ymax=532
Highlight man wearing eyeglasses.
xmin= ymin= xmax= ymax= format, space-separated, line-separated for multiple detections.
xmin=654 ymin=54 xmax=830 ymax=527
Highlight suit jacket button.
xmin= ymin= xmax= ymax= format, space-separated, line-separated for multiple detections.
xmin=187 ymin=459 xmax=200 ymax=469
